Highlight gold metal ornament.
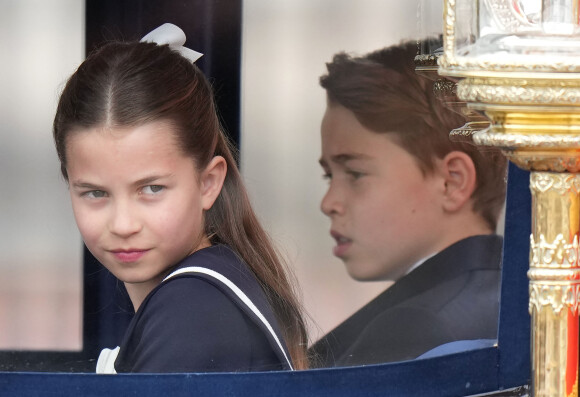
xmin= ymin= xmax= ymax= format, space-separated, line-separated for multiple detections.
xmin=439 ymin=0 xmax=580 ymax=395
xmin=414 ymin=54 xmax=490 ymax=145
xmin=526 ymin=172 xmax=580 ymax=397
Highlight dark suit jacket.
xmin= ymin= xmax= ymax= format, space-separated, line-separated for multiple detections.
xmin=309 ymin=234 xmax=503 ymax=367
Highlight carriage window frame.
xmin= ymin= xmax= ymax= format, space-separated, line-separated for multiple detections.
xmin=0 ymin=0 xmax=531 ymax=393
xmin=0 ymin=166 xmax=531 ymax=396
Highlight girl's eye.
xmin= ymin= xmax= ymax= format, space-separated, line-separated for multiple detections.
xmin=83 ymin=190 xmax=107 ymax=199
xmin=322 ymin=172 xmax=332 ymax=181
xmin=142 ymin=185 xmax=165 ymax=195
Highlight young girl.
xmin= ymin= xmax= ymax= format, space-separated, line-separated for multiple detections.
xmin=53 ymin=24 xmax=308 ymax=373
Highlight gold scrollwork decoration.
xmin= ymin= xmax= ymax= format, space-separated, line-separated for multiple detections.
xmin=529 ymin=282 xmax=580 ymax=315
xmin=528 ymin=268 xmax=580 ymax=281
xmin=440 ymin=0 xmax=456 ymax=70
xmin=473 ymin=131 xmax=580 ymax=149
xmin=440 ymin=55 xmax=580 ymax=75
xmin=465 ymin=77 xmax=580 ymax=88
xmin=414 ymin=54 xmax=438 ymax=68
xmin=530 ymin=234 xmax=580 ymax=267
xmin=432 ymin=78 xmax=456 ymax=99
xmin=529 ymin=174 xmax=580 ymax=195
xmin=449 ymin=121 xmax=490 ymax=143
xmin=504 ymin=154 xmax=580 ymax=173
xmin=449 ymin=126 xmax=475 ymax=141
xmin=457 ymin=78 xmax=580 ymax=105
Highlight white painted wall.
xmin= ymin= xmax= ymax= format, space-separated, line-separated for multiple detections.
xmin=0 ymin=0 xmax=84 ymax=350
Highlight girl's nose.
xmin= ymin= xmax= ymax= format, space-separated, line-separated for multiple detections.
xmin=109 ymin=200 xmax=142 ymax=237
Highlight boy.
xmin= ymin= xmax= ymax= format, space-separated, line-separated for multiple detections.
xmin=309 ymin=41 xmax=507 ymax=366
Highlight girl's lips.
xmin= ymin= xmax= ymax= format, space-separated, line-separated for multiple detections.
xmin=111 ymin=249 xmax=149 ymax=263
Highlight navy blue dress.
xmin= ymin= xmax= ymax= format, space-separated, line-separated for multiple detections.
xmin=110 ymin=244 xmax=292 ymax=373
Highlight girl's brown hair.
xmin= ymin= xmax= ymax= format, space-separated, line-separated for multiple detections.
xmin=53 ymin=41 xmax=308 ymax=369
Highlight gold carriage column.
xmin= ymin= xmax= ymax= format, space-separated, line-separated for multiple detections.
xmin=529 ymin=172 xmax=580 ymax=397
xmin=438 ymin=0 xmax=580 ymax=396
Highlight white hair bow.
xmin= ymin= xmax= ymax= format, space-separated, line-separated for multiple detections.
xmin=140 ymin=23 xmax=203 ymax=63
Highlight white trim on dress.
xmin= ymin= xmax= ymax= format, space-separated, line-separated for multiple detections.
xmin=164 ymin=266 xmax=294 ymax=370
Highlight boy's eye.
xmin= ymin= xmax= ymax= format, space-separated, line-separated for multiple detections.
xmin=322 ymin=172 xmax=332 ymax=181
xmin=347 ymin=170 xmax=364 ymax=180
xmin=142 ymin=185 xmax=165 ymax=195
xmin=83 ymin=190 xmax=107 ymax=199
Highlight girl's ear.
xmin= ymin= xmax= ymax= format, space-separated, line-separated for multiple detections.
xmin=440 ymin=151 xmax=477 ymax=213
xmin=200 ymin=156 xmax=227 ymax=210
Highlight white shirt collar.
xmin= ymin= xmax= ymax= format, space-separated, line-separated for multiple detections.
xmin=405 ymin=252 xmax=438 ymax=276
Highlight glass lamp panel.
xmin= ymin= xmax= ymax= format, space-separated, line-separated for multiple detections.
xmin=443 ymin=0 xmax=580 ymax=75
xmin=418 ymin=0 xmax=445 ymax=55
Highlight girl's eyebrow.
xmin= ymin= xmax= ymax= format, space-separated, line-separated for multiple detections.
xmin=71 ymin=180 xmax=104 ymax=190
xmin=70 ymin=174 xmax=174 ymax=190
xmin=132 ymin=174 xmax=173 ymax=186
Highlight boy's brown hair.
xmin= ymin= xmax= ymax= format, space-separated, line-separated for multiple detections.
xmin=320 ymin=40 xmax=507 ymax=230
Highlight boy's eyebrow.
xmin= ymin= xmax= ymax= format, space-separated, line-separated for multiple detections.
xmin=320 ymin=153 xmax=372 ymax=166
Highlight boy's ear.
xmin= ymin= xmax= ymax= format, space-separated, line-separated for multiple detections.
xmin=200 ymin=156 xmax=227 ymax=210
xmin=439 ymin=151 xmax=477 ymax=213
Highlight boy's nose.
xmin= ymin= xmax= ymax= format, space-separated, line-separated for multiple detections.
xmin=320 ymin=187 xmax=344 ymax=217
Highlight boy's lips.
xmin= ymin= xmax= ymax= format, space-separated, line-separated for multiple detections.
xmin=330 ymin=231 xmax=352 ymax=257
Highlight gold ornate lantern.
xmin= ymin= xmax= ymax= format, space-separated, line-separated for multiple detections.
xmin=415 ymin=49 xmax=491 ymax=143
xmin=439 ymin=1 xmax=580 ymax=396
xmin=415 ymin=1 xmax=491 ymax=144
